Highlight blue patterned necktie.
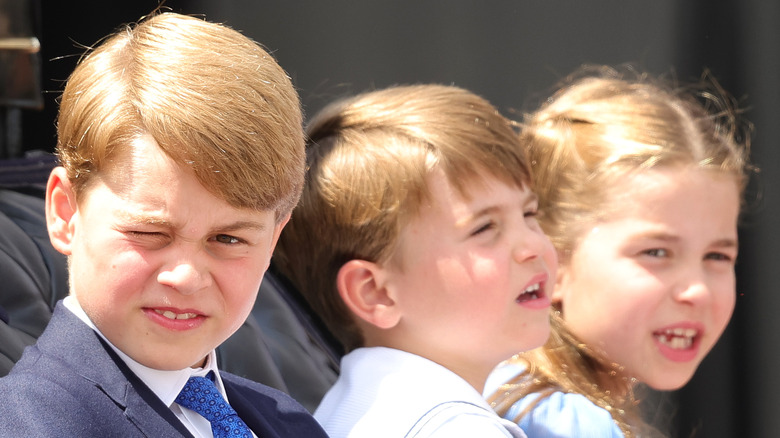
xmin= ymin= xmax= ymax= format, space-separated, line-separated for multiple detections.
xmin=175 ymin=374 xmax=253 ymax=438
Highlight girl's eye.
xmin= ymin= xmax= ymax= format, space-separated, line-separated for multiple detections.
xmin=214 ymin=234 xmax=241 ymax=244
xmin=524 ymin=208 xmax=539 ymax=218
xmin=705 ymin=252 xmax=734 ymax=262
xmin=643 ymin=248 xmax=668 ymax=257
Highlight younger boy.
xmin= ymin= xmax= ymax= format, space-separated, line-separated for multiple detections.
xmin=0 ymin=12 xmax=327 ymax=437
xmin=274 ymin=84 xmax=557 ymax=437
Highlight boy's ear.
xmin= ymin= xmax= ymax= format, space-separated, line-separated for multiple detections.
xmin=336 ymin=259 xmax=401 ymax=330
xmin=46 ymin=167 xmax=78 ymax=256
xmin=267 ymin=212 xmax=291 ymax=256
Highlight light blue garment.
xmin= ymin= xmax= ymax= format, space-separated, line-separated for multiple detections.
xmin=485 ymin=362 xmax=624 ymax=438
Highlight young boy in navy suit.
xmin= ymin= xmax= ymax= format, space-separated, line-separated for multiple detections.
xmin=0 ymin=12 xmax=328 ymax=437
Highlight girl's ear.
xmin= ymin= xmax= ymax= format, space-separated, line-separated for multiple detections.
xmin=46 ymin=167 xmax=78 ymax=256
xmin=337 ymin=259 xmax=401 ymax=330
xmin=551 ymin=260 xmax=567 ymax=305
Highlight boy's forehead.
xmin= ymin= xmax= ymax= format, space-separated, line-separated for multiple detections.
xmin=440 ymin=169 xmax=527 ymax=201
xmin=420 ymin=170 xmax=531 ymax=215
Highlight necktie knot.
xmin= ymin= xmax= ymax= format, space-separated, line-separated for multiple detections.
xmin=176 ymin=375 xmax=253 ymax=438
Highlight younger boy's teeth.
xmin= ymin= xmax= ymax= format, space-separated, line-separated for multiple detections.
xmin=517 ymin=283 xmax=541 ymax=302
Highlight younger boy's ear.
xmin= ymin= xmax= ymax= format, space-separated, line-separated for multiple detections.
xmin=337 ymin=259 xmax=400 ymax=330
xmin=46 ymin=167 xmax=78 ymax=256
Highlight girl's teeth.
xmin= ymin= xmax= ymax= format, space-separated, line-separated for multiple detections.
xmin=656 ymin=328 xmax=698 ymax=349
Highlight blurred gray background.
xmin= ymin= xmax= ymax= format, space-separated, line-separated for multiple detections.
xmin=11 ymin=1 xmax=779 ymax=437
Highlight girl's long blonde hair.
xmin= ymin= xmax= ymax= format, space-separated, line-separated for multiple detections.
xmin=488 ymin=66 xmax=750 ymax=437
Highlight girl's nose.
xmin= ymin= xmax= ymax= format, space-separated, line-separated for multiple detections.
xmin=673 ymin=269 xmax=716 ymax=306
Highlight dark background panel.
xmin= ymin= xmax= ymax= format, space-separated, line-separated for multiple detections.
xmin=8 ymin=1 xmax=779 ymax=437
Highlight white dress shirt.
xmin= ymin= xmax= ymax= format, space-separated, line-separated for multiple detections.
xmin=63 ymin=296 xmax=257 ymax=438
xmin=315 ymin=346 xmax=527 ymax=438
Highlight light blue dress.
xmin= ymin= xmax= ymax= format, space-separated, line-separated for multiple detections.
xmin=485 ymin=362 xmax=624 ymax=438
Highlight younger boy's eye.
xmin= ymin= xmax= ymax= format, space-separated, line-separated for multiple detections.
xmin=471 ymin=222 xmax=495 ymax=236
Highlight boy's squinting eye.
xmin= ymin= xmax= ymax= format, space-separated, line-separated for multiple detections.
xmin=128 ymin=230 xmax=166 ymax=240
xmin=125 ymin=230 xmax=170 ymax=248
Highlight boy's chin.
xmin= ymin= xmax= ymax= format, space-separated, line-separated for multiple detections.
xmin=134 ymin=352 xmax=210 ymax=371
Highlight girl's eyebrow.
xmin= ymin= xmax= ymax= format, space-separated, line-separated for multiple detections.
xmin=631 ymin=231 xmax=738 ymax=249
xmin=710 ymin=237 xmax=739 ymax=249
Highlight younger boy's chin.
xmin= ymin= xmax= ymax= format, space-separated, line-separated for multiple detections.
xmin=517 ymin=325 xmax=552 ymax=354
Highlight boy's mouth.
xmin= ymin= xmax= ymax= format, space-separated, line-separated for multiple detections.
xmin=154 ymin=309 xmax=199 ymax=320
xmin=516 ymin=282 xmax=542 ymax=303
xmin=653 ymin=327 xmax=699 ymax=350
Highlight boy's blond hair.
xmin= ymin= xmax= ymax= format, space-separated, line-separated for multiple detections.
xmin=56 ymin=12 xmax=304 ymax=219
xmin=275 ymin=84 xmax=532 ymax=352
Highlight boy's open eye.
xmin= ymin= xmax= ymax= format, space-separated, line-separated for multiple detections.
xmin=214 ymin=234 xmax=242 ymax=245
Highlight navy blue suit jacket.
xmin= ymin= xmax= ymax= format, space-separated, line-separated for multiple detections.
xmin=0 ymin=302 xmax=329 ymax=437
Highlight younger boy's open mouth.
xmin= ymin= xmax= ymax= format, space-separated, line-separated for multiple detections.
xmin=516 ymin=283 xmax=541 ymax=303
xmin=515 ymin=279 xmax=550 ymax=309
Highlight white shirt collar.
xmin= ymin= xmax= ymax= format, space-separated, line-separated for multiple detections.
xmin=62 ymin=296 xmax=226 ymax=407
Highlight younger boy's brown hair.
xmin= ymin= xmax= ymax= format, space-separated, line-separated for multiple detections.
xmin=275 ymin=84 xmax=532 ymax=352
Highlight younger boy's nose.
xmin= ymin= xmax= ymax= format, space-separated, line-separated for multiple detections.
xmin=157 ymin=261 xmax=213 ymax=294
xmin=511 ymin=228 xmax=550 ymax=264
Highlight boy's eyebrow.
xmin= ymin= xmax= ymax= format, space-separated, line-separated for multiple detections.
xmin=213 ymin=220 xmax=269 ymax=233
xmin=456 ymin=192 xmax=539 ymax=227
xmin=120 ymin=212 xmax=268 ymax=232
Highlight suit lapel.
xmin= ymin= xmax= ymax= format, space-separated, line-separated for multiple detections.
xmin=225 ymin=377 xmax=278 ymax=438
xmin=43 ymin=303 xmax=194 ymax=437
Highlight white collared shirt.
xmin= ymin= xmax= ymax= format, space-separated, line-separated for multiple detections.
xmin=63 ymin=296 xmax=257 ymax=438
xmin=315 ymin=346 xmax=527 ymax=438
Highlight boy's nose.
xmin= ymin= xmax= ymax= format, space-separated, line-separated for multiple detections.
xmin=512 ymin=228 xmax=551 ymax=264
xmin=157 ymin=260 xmax=213 ymax=294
